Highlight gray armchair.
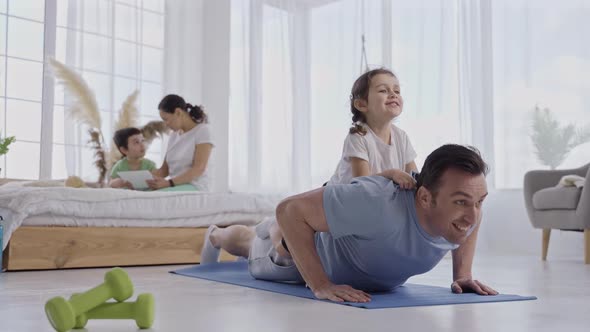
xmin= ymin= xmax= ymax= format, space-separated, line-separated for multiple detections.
xmin=524 ymin=163 xmax=590 ymax=264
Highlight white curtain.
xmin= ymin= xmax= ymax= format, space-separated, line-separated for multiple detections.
xmin=308 ymin=0 xmax=385 ymax=190
xmin=229 ymin=0 xmax=480 ymax=193
xmin=230 ymin=0 xmax=295 ymax=193
xmin=229 ymin=0 xmax=590 ymax=193
xmin=230 ymin=0 xmax=386 ymax=194
xmin=388 ymin=1 xmax=464 ymax=169
xmin=491 ymin=0 xmax=590 ymax=188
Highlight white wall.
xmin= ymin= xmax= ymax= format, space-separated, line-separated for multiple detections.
xmin=165 ymin=0 xmax=230 ymax=192
xmin=201 ymin=0 xmax=231 ymax=193
xmin=164 ymin=0 xmax=204 ymax=102
xmin=478 ymin=189 xmax=585 ymax=259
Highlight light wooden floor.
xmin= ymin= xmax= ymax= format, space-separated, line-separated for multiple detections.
xmin=1 ymin=255 xmax=589 ymax=332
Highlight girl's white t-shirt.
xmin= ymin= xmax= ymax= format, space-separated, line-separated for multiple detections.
xmin=328 ymin=124 xmax=417 ymax=185
xmin=165 ymin=123 xmax=214 ymax=190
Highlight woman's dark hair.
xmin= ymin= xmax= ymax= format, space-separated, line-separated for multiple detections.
xmin=158 ymin=94 xmax=208 ymax=124
xmin=416 ymin=144 xmax=489 ymax=195
xmin=349 ymin=68 xmax=396 ymax=135
xmin=113 ymin=127 xmax=142 ymax=155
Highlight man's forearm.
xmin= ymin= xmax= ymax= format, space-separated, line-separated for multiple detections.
xmin=278 ymin=217 xmax=331 ymax=291
xmin=452 ymin=224 xmax=479 ymax=280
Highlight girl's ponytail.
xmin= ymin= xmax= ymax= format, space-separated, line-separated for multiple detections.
xmin=349 ymin=112 xmax=367 ymax=135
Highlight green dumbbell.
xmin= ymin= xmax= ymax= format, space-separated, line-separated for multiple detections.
xmin=44 ymin=267 xmax=134 ymax=332
xmin=73 ymin=293 xmax=155 ymax=329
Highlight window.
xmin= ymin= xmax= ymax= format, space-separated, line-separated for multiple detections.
xmin=0 ymin=0 xmax=166 ymax=180
xmin=52 ymin=0 xmax=166 ymax=181
xmin=0 ymin=0 xmax=45 ymax=179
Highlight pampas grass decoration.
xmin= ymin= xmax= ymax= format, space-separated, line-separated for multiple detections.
xmin=108 ymin=90 xmax=141 ymax=168
xmin=48 ymin=58 xmax=101 ymax=130
xmin=116 ymin=90 xmax=140 ymax=130
xmin=49 ymin=58 xmax=107 ymax=185
xmin=89 ymin=129 xmax=107 ymax=185
xmin=142 ymin=120 xmax=170 ymax=145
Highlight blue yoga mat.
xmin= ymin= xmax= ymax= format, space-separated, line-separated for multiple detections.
xmin=171 ymin=262 xmax=536 ymax=309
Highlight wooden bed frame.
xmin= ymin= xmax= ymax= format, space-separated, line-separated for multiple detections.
xmin=2 ymin=226 xmax=235 ymax=271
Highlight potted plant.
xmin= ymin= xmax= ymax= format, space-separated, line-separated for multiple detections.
xmin=0 ymin=134 xmax=16 ymax=175
xmin=531 ymin=106 xmax=590 ymax=169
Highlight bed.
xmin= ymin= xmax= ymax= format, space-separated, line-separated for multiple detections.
xmin=0 ymin=182 xmax=283 ymax=271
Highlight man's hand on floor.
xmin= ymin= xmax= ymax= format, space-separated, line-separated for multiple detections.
xmin=312 ymin=282 xmax=372 ymax=303
xmin=451 ymin=278 xmax=498 ymax=295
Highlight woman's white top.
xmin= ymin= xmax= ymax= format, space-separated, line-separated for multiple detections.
xmin=165 ymin=123 xmax=214 ymax=190
xmin=328 ymin=123 xmax=416 ymax=185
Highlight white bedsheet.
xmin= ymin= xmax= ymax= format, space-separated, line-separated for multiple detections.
xmin=21 ymin=213 xmax=262 ymax=228
xmin=0 ymin=185 xmax=284 ymax=250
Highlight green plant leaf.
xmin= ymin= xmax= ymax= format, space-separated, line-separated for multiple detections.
xmin=530 ymin=107 xmax=589 ymax=169
xmin=0 ymin=135 xmax=16 ymax=156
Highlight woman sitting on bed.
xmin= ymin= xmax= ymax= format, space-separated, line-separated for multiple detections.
xmin=147 ymin=94 xmax=214 ymax=192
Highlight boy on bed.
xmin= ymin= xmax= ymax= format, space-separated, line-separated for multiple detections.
xmin=109 ymin=127 xmax=157 ymax=189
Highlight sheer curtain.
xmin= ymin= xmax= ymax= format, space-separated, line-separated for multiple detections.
xmin=394 ymin=0 xmax=495 ymax=179
xmin=309 ymin=0 xmax=385 ymax=189
xmin=229 ymin=0 xmax=590 ymax=194
xmin=230 ymin=0 xmax=489 ymax=193
xmin=492 ymin=0 xmax=590 ymax=188
xmin=388 ymin=1 xmax=464 ymax=168
xmin=230 ymin=0 xmax=302 ymax=194
xmin=230 ymin=0 xmax=387 ymax=193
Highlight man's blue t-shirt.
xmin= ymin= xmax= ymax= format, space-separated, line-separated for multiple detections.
xmin=317 ymin=175 xmax=459 ymax=291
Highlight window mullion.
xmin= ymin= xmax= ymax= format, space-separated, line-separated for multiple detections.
xmin=381 ymin=0 xmax=392 ymax=67
xmin=3 ymin=1 xmax=9 ymax=175
xmin=62 ymin=0 xmax=79 ymax=178
xmin=248 ymin=0 xmax=263 ymax=189
xmin=109 ymin=0 xmax=116 ymax=150
xmin=76 ymin=0 xmax=84 ymax=176
xmin=39 ymin=0 xmax=58 ymax=179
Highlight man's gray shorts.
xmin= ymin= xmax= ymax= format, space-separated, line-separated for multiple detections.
xmin=248 ymin=217 xmax=304 ymax=283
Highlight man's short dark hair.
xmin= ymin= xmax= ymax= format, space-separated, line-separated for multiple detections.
xmin=416 ymin=144 xmax=489 ymax=194
xmin=113 ymin=127 xmax=142 ymax=155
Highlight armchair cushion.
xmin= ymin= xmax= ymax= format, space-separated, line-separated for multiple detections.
xmin=532 ymin=187 xmax=582 ymax=210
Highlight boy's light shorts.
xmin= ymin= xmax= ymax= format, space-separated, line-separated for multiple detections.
xmin=247 ymin=217 xmax=304 ymax=283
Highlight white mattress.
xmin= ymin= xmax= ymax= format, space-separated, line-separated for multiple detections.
xmin=0 ymin=183 xmax=285 ymax=250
